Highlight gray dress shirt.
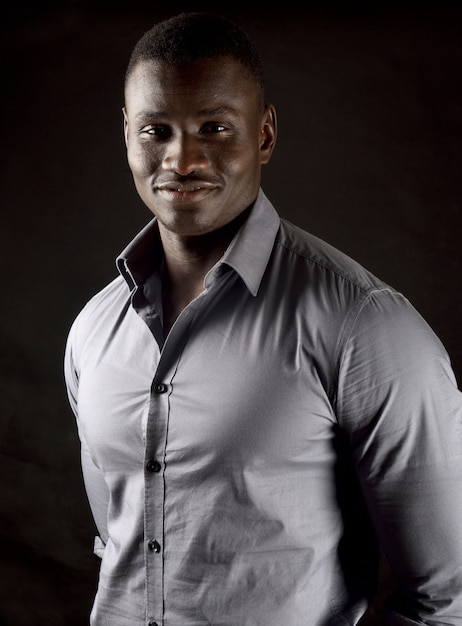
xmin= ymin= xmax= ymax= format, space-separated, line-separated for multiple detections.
xmin=64 ymin=189 xmax=462 ymax=625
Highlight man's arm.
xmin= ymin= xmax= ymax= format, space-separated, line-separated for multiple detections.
xmin=337 ymin=289 xmax=462 ymax=624
xmin=64 ymin=322 xmax=110 ymax=550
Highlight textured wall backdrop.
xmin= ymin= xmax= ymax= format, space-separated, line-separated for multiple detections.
xmin=1 ymin=3 xmax=461 ymax=624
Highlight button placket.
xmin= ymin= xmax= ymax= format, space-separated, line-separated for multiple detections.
xmin=145 ymin=375 xmax=170 ymax=623
xmin=145 ymin=314 xmax=196 ymax=623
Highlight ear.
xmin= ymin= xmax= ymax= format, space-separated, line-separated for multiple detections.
xmin=259 ymin=104 xmax=277 ymax=165
xmin=122 ymin=106 xmax=129 ymax=147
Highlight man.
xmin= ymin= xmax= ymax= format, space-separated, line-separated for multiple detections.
xmin=64 ymin=11 xmax=462 ymax=626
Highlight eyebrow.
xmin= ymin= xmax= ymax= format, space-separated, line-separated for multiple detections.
xmin=134 ymin=106 xmax=238 ymax=122
xmin=134 ymin=111 xmax=168 ymax=122
xmin=197 ymin=106 xmax=237 ymax=117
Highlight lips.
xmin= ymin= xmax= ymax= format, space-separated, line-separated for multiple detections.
xmin=155 ymin=179 xmax=219 ymax=202
xmin=156 ymin=180 xmax=217 ymax=193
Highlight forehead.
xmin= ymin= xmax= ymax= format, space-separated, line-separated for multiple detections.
xmin=124 ymin=56 xmax=260 ymax=113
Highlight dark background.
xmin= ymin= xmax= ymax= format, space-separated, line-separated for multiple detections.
xmin=1 ymin=2 xmax=461 ymax=624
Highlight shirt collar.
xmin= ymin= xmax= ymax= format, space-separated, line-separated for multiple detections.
xmin=217 ymin=189 xmax=280 ymax=296
xmin=116 ymin=188 xmax=280 ymax=296
xmin=116 ymin=219 xmax=162 ymax=291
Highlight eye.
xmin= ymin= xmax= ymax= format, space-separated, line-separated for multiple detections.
xmin=140 ymin=124 xmax=172 ymax=140
xmin=200 ymin=122 xmax=227 ymax=134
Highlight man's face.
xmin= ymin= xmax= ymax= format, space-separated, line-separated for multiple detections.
xmin=123 ymin=56 xmax=276 ymax=238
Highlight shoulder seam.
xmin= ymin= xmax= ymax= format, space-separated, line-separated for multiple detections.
xmin=275 ymin=236 xmax=383 ymax=296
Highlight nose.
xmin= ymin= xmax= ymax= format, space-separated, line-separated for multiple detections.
xmin=162 ymin=132 xmax=208 ymax=175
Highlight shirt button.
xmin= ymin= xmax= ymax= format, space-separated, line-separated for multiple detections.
xmin=146 ymin=459 xmax=161 ymax=473
xmin=148 ymin=539 xmax=161 ymax=553
xmin=153 ymin=382 xmax=168 ymax=394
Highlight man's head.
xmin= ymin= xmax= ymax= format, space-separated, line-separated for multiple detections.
xmin=125 ymin=12 xmax=265 ymax=105
xmin=123 ymin=12 xmax=277 ymax=240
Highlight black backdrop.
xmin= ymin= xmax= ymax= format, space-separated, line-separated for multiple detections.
xmin=1 ymin=3 xmax=461 ymax=624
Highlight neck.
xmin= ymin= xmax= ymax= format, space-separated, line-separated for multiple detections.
xmin=159 ymin=207 xmax=251 ymax=332
xmin=160 ymin=207 xmax=251 ymax=287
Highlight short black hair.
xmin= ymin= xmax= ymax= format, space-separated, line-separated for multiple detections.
xmin=125 ymin=12 xmax=265 ymax=99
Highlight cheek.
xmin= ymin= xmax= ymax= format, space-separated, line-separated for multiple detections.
xmin=127 ymin=144 xmax=158 ymax=179
xmin=229 ymin=146 xmax=261 ymax=182
xmin=220 ymin=141 xmax=259 ymax=175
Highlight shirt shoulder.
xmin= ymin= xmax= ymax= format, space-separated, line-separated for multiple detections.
xmin=68 ymin=275 xmax=130 ymax=352
xmin=276 ymin=218 xmax=392 ymax=296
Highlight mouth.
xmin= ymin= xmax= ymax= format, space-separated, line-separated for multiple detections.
xmin=155 ymin=180 xmax=218 ymax=202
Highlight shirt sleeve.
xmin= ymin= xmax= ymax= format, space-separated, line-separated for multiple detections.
xmin=64 ymin=319 xmax=110 ymax=549
xmin=64 ymin=320 xmax=79 ymax=420
xmin=336 ymin=289 xmax=462 ymax=624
